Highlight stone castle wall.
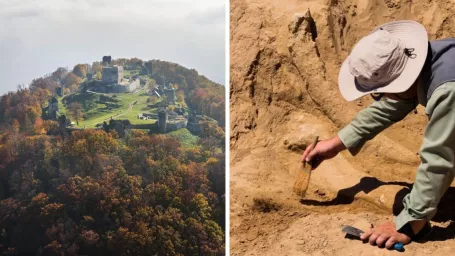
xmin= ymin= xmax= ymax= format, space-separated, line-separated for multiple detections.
xmin=94 ymin=79 xmax=139 ymax=93
xmin=102 ymin=66 xmax=123 ymax=84
xmin=126 ymin=79 xmax=140 ymax=92
xmin=167 ymin=119 xmax=187 ymax=132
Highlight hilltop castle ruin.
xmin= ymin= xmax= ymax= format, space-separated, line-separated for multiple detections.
xmin=91 ymin=56 xmax=140 ymax=93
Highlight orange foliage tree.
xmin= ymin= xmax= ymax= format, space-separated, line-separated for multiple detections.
xmin=73 ymin=64 xmax=87 ymax=78
xmin=63 ymin=72 xmax=82 ymax=89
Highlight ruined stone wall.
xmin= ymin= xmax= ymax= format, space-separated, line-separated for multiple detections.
xmin=187 ymin=122 xmax=202 ymax=134
xmin=113 ymin=85 xmax=129 ymax=93
xmin=167 ymin=119 xmax=188 ymax=132
xmin=132 ymin=123 xmax=157 ymax=130
xmin=96 ymin=78 xmax=139 ymax=93
xmin=127 ymin=79 xmax=140 ymax=92
xmin=102 ymin=66 xmax=123 ymax=83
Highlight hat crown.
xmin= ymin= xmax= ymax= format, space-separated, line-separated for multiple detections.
xmin=348 ymin=29 xmax=408 ymax=89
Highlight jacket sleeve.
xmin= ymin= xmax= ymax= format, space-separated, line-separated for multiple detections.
xmin=338 ymin=97 xmax=416 ymax=154
xmin=395 ymin=83 xmax=455 ymax=230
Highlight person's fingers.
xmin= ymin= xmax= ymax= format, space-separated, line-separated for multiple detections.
xmin=306 ymin=145 xmax=320 ymax=162
xmin=385 ymin=236 xmax=398 ymax=249
xmin=375 ymin=234 xmax=390 ymax=247
xmin=360 ymin=228 xmax=374 ymax=240
xmin=301 ymin=143 xmax=313 ymax=162
xmin=305 ymin=141 xmax=318 ymax=160
xmin=369 ymin=232 xmax=381 ymax=245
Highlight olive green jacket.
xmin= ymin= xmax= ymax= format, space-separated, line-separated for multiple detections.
xmin=338 ymin=81 xmax=455 ymax=230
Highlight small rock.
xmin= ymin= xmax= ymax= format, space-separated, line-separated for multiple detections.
xmin=323 ymin=240 xmax=328 ymax=247
xmin=379 ymin=194 xmax=385 ymax=204
xmin=315 ymin=189 xmax=326 ymax=196
xmin=247 ymin=229 xmax=259 ymax=241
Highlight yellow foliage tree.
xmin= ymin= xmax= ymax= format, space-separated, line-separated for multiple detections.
xmin=11 ymin=119 xmax=20 ymax=133
xmin=70 ymin=84 xmax=79 ymax=92
xmin=92 ymin=62 xmax=103 ymax=73
xmin=73 ymin=64 xmax=87 ymax=78
xmin=176 ymin=91 xmax=185 ymax=104
xmin=95 ymin=71 xmax=102 ymax=80
xmin=64 ymin=72 xmax=82 ymax=87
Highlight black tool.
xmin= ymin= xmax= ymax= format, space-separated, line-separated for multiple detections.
xmin=341 ymin=225 xmax=404 ymax=252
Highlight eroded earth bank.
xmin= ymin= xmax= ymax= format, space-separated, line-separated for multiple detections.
xmin=230 ymin=0 xmax=455 ymax=254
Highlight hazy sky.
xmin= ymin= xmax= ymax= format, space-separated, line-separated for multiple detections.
xmin=0 ymin=0 xmax=225 ymax=95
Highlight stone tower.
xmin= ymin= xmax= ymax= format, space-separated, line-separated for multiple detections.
xmin=164 ymin=84 xmax=176 ymax=105
xmin=102 ymin=56 xmax=112 ymax=65
xmin=102 ymin=66 xmax=123 ymax=84
xmin=48 ymin=97 xmax=59 ymax=119
xmin=56 ymin=87 xmax=64 ymax=97
xmin=145 ymin=61 xmax=153 ymax=74
xmin=158 ymin=109 xmax=168 ymax=133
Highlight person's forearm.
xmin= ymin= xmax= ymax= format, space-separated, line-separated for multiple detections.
xmin=332 ymin=135 xmax=347 ymax=153
xmin=338 ymin=97 xmax=415 ymax=152
xmin=338 ymin=99 xmax=416 ymax=154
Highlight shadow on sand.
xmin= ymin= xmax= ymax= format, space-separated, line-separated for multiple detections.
xmin=300 ymin=176 xmax=455 ymax=242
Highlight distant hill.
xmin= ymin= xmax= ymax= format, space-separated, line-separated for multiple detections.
xmin=0 ymin=57 xmax=225 ymax=131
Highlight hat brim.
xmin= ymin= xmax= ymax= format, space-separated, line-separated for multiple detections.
xmin=338 ymin=20 xmax=429 ymax=101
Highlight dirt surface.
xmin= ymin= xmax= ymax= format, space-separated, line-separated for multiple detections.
xmin=229 ymin=0 xmax=455 ymax=254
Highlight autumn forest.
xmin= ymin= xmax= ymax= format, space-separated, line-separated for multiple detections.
xmin=0 ymin=59 xmax=225 ymax=255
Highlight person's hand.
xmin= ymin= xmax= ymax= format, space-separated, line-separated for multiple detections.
xmin=301 ymin=136 xmax=346 ymax=169
xmin=360 ymin=221 xmax=411 ymax=249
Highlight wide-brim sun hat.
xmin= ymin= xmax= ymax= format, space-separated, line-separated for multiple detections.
xmin=338 ymin=20 xmax=429 ymax=101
